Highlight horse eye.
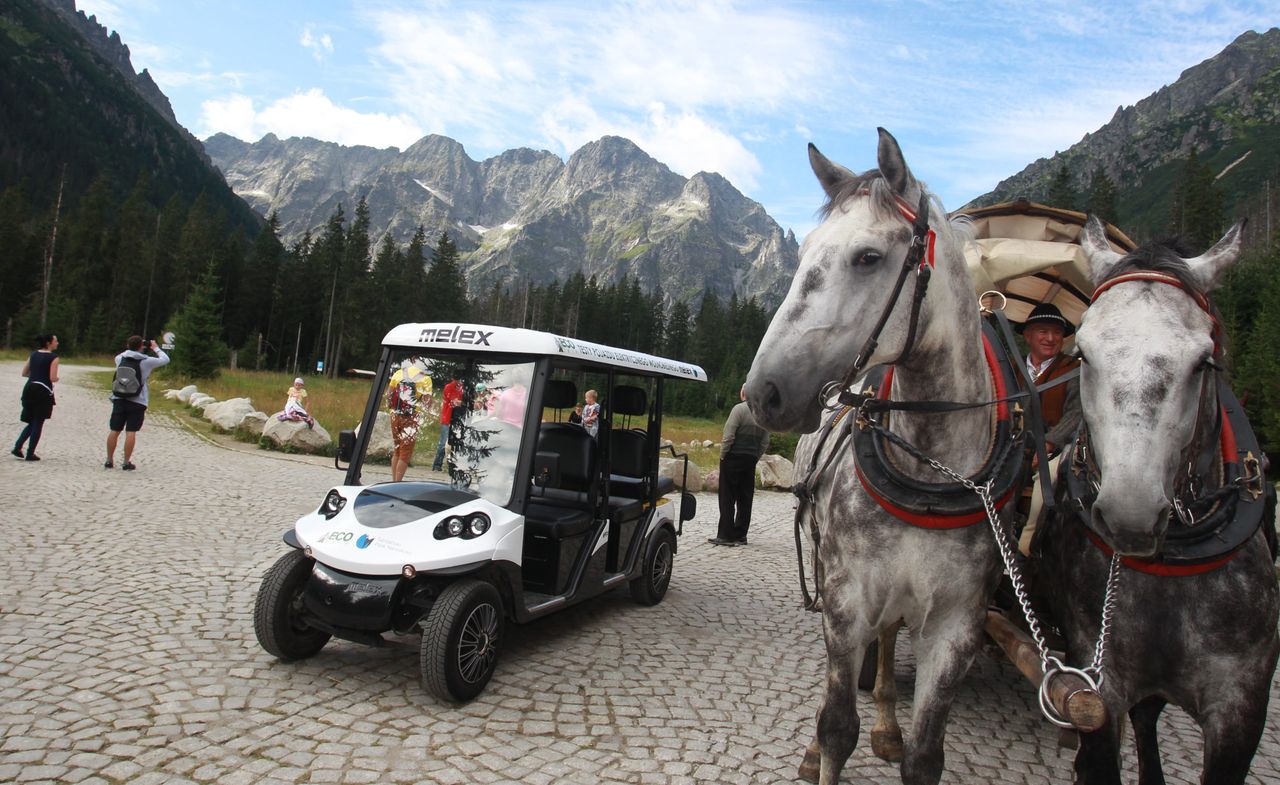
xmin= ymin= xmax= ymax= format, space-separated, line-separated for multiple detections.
xmin=1199 ymin=356 xmax=1222 ymax=373
xmin=1071 ymin=348 xmax=1088 ymax=364
xmin=853 ymin=251 xmax=883 ymax=267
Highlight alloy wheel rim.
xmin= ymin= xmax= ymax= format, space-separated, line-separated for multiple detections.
xmin=652 ymin=542 xmax=672 ymax=590
xmin=457 ymin=602 xmax=500 ymax=683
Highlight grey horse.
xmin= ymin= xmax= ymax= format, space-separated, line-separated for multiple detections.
xmin=1035 ymin=218 xmax=1280 ymax=784
xmin=746 ymin=129 xmax=1006 ymax=785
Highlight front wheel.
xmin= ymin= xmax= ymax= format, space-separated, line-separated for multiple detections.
xmin=254 ymin=549 xmax=331 ymax=660
xmin=420 ymin=579 xmax=504 ymax=702
xmin=630 ymin=526 xmax=675 ymax=606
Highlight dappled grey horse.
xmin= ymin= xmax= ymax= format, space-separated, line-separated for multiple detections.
xmin=1037 ymin=218 xmax=1279 ymax=784
xmin=746 ymin=130 xmax=1013 ymax=785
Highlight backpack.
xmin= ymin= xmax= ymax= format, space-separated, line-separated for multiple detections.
xmin=112 ymin=355 xmax=145 ymax=398
xmin=387 ymin=379 xmax=413 ymax=415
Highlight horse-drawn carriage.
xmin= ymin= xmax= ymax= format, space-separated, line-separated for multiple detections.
xmin=747 ymin=129 xmax=1278 ymax=785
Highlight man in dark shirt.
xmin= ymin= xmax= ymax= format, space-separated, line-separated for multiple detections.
xmin=709 ymin=385 xmax=770 ymax=546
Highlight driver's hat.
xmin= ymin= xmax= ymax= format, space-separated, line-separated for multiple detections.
xmin=1016 ymin=302 xmax=1075 ymax=337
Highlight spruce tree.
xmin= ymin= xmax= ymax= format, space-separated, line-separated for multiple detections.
xmin=1085 ymin=166 xmax=1118 ymax=224
xmin=1168 ymin=150 xmax=1225 ymax=253
xmin=1045 ymin=163 xmax=1076 ymax=212
xmin=167 ymin=261 xmax=227 ymax=379
xmin=426 ymin=232 xmax=468 ymax=321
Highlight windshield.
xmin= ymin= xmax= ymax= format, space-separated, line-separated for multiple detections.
xmin=365 ymin=351 xmax=536 ymax=507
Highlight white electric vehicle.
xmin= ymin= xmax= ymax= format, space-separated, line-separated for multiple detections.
xmin=253 ymin=323 xmax=705 ymax=701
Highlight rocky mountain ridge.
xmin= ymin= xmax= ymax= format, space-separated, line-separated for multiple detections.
xmin=34 ymin=0 xmax=209 ymax=164
xmin=205 ymin=132 xmax=800 ymax=305
xmin=969 ymin=28 xmax=1280 ymax=235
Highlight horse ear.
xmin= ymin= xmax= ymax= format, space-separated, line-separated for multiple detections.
xmin=808 ymin=143 xmax=857 ymax=201
xmin=1186 ymin=219 xmax=1247 ymax=291
xmin=1081 ymin=215 xmax=1124 ymax=286
xmin=876 ymin=128 xmax=917 ymax=197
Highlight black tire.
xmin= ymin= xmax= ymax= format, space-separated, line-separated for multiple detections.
xmin=254 ymin=549 xmax=331 ymax=660
xmin=420 ymin=579 xmax=504 ymax=702
xmin=858 ymin=639 xmax=879 ymax=691
xmin=630 ymin=526 xmax=675 ymax=606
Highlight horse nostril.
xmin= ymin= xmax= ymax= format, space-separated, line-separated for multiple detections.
xmin=764 ymin=380 xmax=782 ymax=414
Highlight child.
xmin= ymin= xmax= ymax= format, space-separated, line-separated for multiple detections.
xmin=281 ymin=377 xmax=316 ymax=428
xmin=581 ymin=390 xmax=600 ymax=438
xmin=569 ymin=403 xmax=583 ymax=425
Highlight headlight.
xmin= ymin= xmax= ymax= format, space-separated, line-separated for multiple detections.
xmin=321 ymin=490 xmax=346 ymax=518
xmin=435 ymin=513 xmax=492 ymax=539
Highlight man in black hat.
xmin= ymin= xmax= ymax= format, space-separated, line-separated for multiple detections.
xmin=1016 ymin=302 xmax=1081 ymax=555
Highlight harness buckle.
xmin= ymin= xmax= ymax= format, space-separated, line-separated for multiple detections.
xmin=1173 ymin=497 xmax=1196 ymax=528
xmin=1241 ymin=451 xmax=1264 ymax=501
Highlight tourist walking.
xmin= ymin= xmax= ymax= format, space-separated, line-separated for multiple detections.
xmin=12 ymin=333 xmax=59 ymax=461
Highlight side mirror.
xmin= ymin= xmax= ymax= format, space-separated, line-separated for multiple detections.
xmin=337 ymin=429 xmax=356 ymax=463
xmin=533 ymin=451 xmax=560 ymax=488
xmin=680 ymin=493 xmax=697 ymax=522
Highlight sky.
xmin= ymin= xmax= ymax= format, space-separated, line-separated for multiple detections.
xmin=77 ymin=0 xmax=1277 ymax=240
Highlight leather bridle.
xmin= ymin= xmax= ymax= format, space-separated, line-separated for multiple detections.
xmin=831 ymin=190 xmax=936 ymax=407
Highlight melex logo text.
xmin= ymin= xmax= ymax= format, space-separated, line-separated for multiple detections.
xmin=419 ymin=326 xmax=493 ymax=345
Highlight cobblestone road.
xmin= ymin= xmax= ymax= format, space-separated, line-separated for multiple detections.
xmin=2 ymin=364 xmax=1279 ymax=784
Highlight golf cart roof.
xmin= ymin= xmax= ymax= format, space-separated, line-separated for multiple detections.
xmin=381 ymin=322 xmax=708 ymax=382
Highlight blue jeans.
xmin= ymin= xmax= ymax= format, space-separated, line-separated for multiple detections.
xmin=432 ymin=423 xmax=449 ymax=470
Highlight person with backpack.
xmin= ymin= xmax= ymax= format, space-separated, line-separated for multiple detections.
xmin=11 ymin=333 xmax=59 ymax=462
xmin=105 ymin=335 xmax=169 ymax=470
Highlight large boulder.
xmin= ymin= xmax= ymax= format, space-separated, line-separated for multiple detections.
xmin=355 ymin=411 xmax=394 ymax=459
xmin=237 ymin=411 xmax=269 ymax=438
xmin=659 ymin=457 xmax=702 ymax=492
xmin=703 ymin=469 xmax=720 ymax=493
xmin=176 ymin=384 xmax=198 ymax=403
xmin=203 ymin=398 xmax=256 ymax=430
xmin=163 ymin=389 xmax=183 ymax=400
xmin=188 ymin=393 xmax=216 ymax=410
xmin=262 ymin=413 xmax=332 ymax=453
xmin=757 ymin=453 xmax=795 ymax=491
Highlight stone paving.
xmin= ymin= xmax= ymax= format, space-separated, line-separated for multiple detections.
xmin=2 ymin=363 xmax=1279 ymax=784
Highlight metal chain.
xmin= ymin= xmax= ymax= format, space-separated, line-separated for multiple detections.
xmin=869 ymin=415 xmax=1123 ymax=689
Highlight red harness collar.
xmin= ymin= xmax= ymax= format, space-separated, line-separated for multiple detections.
xmin=855 ymin=333 xmax=1014 ymax=529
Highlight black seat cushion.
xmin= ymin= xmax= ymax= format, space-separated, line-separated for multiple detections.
xmin=544 ymin=379 xmax=577 ymax=410
xmin=524 ymin=503 xmax=595 ymax=538
xmin=537 ymin=423 xmax=597 ymax=493
xmin=611 ymin=385 xmax=647 ymax=416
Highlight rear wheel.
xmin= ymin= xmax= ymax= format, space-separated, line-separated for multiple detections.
xmin=630 ymin=526 xmax=675 ymax=605
xmin=420 ymin=579 xmax=504 ymax=702
xmin=254 ymin=549 xmax=331 ymax=660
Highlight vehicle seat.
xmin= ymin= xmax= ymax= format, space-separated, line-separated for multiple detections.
xmin=527 ymin=379 xmax=599 ymax=537
xmin=605 ymin=385 xmax=674 ymax=498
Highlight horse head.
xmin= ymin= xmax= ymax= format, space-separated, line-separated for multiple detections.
xmin=1077 ymin=216 xmax=1245 ymax=556
xmin=746 ymin=128 xmax=969 ymax=433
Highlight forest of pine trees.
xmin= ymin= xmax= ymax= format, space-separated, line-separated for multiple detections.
xmin=0 ymin=179 xmax=770 ymax=419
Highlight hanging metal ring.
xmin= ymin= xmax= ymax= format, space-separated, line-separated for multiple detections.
xmin=979 ymin=290 xmax=1007 ymax=314
xmin=819 ymin=380 xmax=844 ymax=411
xmin=1037 ymin=655 xmax=1102 ymax=729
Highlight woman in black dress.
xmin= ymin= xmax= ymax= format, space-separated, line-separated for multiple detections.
xmin=13 ymin=333 xmax=59 ymax=461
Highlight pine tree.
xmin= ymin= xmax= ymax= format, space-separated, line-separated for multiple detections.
xmin=1045 ymin=163 xmax=1076 ymax=212
xmin=167 ymin=262 xmax=227 ymax=379
xmin=1085 ymin=166 xmax=1118 ymax=224
xmin=425 ymin=232 xmax=468 ymax=321
xmin=1168 ymin=149 xmax=1225 ymax=253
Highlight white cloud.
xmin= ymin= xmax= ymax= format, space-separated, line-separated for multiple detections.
xmin=198 ymin=89 xmax=424 ymax=148
xmin=364 ymin=0 xmax=842 ymax=183
xmin=300 ymin=26 xmax=334 ymax=61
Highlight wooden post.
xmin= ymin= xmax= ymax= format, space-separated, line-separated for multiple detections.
xmin=985 ymin=610 xmax=1107 ymax=733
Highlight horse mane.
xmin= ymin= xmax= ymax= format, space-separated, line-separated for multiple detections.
xmin=1100 ymin=238 xmax=1226 ymax=356
xmin=1101 ymin=237 xmax=1207 ymax=296
xmin=818 ymin=172 xmax=971 ymax=246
